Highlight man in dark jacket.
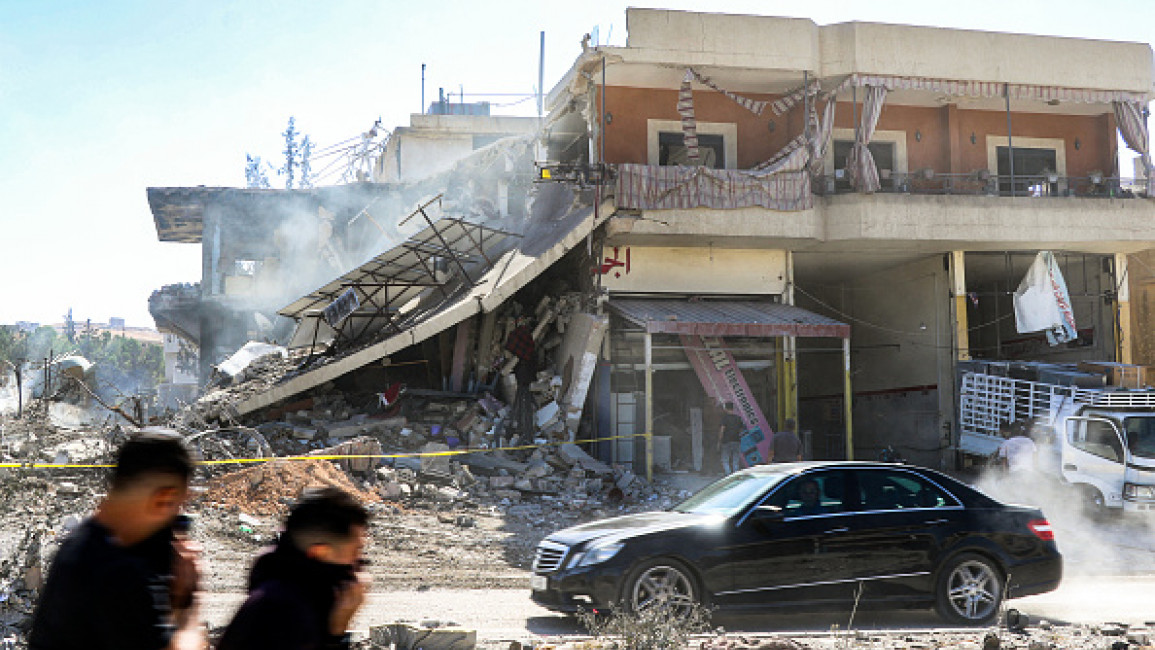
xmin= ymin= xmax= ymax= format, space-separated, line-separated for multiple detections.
xmin=30 ymin=430 xmax=203 ymax=650
xmin=218 ymin=487 xmax=370 ymax=650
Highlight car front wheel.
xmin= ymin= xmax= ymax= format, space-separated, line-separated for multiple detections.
xmin=935 ymin=552 xmax=1003 ymax=625
xmin=622 ymin=558 xmax=699 ymax=616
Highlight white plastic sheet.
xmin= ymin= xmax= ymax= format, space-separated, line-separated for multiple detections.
xmin=1013 ymin=251 xmax=1077 ymax=345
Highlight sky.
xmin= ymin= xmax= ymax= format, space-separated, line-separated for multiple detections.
xmin=1 ymin=0 xmax=1153 ymax=329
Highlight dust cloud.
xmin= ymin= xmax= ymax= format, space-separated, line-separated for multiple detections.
xmin=972 ymin=468 xmax=1155 ymax=579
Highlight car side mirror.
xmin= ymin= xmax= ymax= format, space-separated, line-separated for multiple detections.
xmin=750 ymin=505 xmax=785 ymax=525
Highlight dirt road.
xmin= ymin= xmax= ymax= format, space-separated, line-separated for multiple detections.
xmin=196 ymin=575 xmax=1155 ymax=645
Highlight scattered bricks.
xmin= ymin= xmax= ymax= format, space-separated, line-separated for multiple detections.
xmin=456 ymin=410 xmax=478 ymax=432
xmin=617 ymin=470 xmax=637 ymax=490
xmin=534 ymin=401 xmax=560 ymax=428
xmin=478 ymin=395 xmax=505 ymax=419
xmin=290 ymin=427 xmax=316 ymax=440
xmin=493 ymin=489 xmax=521 ymax=502
xmin=524 ymin=459 xmax=552 ymax=479
xmin=489 ymin=476 xmax=515 ymax=489
xmin=453 ymin=464 xmax=476 ymax=487
xmin=420 ymin=442 xmax=452 ymax=476
xmin=378 ymin=482 xmax=405 ymax=499
xmin=325 ymin=424 xmax=364 ymax=439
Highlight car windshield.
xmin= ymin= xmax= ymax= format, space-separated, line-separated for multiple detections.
xmin=671 ymin=471 xmax=790 ymax=516
xmin=1124 ymin=417 xmax=1155 ymax=459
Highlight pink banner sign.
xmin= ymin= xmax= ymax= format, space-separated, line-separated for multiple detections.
xmin=681 ymin=335 xmax=775 ymax=466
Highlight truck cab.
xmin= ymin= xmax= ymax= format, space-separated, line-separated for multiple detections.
xmin=1059 ymin=408 xmax=1155 ymax=515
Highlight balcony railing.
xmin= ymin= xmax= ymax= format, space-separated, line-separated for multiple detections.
xmin=814 ymin=171 xmax=1151 ymax=199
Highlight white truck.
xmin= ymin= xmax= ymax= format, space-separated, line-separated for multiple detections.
xmin=958 ymin=369 xmax=1155 ymax=516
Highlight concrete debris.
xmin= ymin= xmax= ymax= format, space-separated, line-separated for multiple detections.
xmin=371 ymin=624 xmax=476 ymax=650
xmin=213 ymin=341 xmax=288 ymax=384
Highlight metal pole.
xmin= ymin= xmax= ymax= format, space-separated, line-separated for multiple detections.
xmin=644 ymin=331 xmax=654 ymax=482
xmin=421 ymin=63 xmax=426 ymax=114
xmin=843 ymin=337 xmax=853 ymax=460
xmin=1005 ymin=83 xmax=1015 ymax=197
xmin=538 ymin=31 xmax=545 ymax=119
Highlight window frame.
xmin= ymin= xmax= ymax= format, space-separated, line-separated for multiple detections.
xmin=825 ymin=128 xmax=909 ymax=182
xmin=985 ymin=135 xmax=1067 ymax=192
xmin=646 ymin=120 xmax=737 ymax=169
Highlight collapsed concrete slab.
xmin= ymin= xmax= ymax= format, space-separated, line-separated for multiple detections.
xmin=234 ymin=190 xmax=612 ymax=417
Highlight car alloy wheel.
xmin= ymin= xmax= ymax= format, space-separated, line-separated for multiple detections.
xmin=936 ymin=553 xmax=1003 ymax=625
xmin=626 ymin=560 xmax=697 ymax=616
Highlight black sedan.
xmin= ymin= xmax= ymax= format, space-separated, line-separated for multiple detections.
xmin=531 ymin=462 xmax=1061 ymax=625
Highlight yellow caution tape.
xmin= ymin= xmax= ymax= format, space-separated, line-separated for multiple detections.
xmin=0 ymin=433 xmax=652 ymax=470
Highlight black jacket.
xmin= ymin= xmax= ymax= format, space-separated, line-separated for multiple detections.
xmin=29 ymin=519 xmax=176 ymax=650
xmin=217 ymin=537 xmax=353 ymax=650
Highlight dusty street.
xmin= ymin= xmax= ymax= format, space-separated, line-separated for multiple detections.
xmin=194 ymin=575 xmax=1155 ymax=646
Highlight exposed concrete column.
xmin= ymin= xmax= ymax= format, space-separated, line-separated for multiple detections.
xmin=1116 ymin=253 xmax=1133 ymax=364
xmin=843 ymin=337 xmax=853 ymax=460
xmin=945 ymin=104 xmax=962 ymax=175
xmin=644 ymin=331 xmax=654 ymax=482
xmin=950 ymin=251 xmax=970 ymax=361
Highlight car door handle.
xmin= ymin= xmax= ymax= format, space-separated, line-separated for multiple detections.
xmin=925 ymin=518 xmax=949 ymax=526
xmin=1063 ymin=464 xmax=1078 ymax=471
xmin=824 ymin=527 xmax=849 ymax=534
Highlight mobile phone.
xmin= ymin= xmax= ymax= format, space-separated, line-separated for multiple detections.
xmin=173 ymin=514 xmax=194 ymax=536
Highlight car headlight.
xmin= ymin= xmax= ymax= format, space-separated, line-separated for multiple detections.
xmin=569 ymin=542 xmax=624 ymax=568
xmin=1124 ymin=483 xmax=1155 ymax=500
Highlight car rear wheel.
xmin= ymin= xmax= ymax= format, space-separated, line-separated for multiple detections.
xmin=622 ymin=559 xmax=699 ymax=616
xmin=935 ymin=553 xmax=1003 ymax=626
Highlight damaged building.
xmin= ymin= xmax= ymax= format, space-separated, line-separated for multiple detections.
xmin=150 ymin=9 xmax=1155 ymax=478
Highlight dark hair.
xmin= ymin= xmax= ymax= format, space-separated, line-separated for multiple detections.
xmin=285 ymin=487 xmax=369 ymax=551
xmin=111 ymin=429 xmax=193 ymax=491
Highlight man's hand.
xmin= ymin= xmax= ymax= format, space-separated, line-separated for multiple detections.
xmin=329 ymin=571 xmax=369 ymax=636
xmin=171 ymin=538 xmax=202 ymax=617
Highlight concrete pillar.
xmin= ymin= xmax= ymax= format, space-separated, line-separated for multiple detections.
xmin=644 ymin=331 xmax=654 ymax=482
xmin=950 ymin=251 xmax=970 ymax=361
xmin=1116 ymin=253 xmax=1133 ymax=364
xmin=945 ymin=104 xmax=962 ymax=175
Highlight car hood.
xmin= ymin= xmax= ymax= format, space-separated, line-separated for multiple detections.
xmin=544 ymin=510 xmax=713 ymax=547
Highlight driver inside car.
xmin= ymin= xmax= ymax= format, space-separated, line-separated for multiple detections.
xmin=793 ymin=478 xmax=826 ymax=516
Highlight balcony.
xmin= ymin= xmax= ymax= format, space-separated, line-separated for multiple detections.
xmin=604 ymin=163 xmax=1155 ymax=253
xmin=815 ymin=171 xmax=1151 ymax=200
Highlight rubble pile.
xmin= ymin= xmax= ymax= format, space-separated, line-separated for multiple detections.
xmin=198 ymin=458 xmax=383 ymax=516
xmin=0 ymin=409 xmax=106 ymax=641
xmin=172 ymin=350 xmax=293 ymax=429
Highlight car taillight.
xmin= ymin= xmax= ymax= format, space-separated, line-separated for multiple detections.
xmin=1027 ymin=519 xmax=1055 ymax=541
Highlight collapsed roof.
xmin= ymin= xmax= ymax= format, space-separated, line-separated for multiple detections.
xmin=235 ymin=183 xmax=612 ymax=416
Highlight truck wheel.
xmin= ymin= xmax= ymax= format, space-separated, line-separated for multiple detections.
xmin=934 ymin=552 xmax=1003 ymax=626
xmin=622 ymin=558 xmax=700 ymax=617
xmin=1080 ymin=486 xmax=1107 ymax=520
